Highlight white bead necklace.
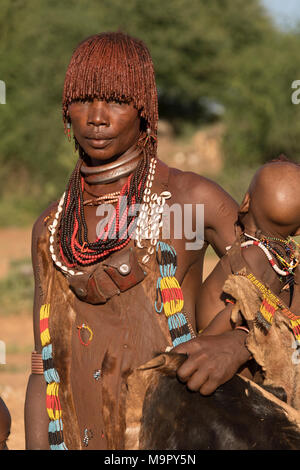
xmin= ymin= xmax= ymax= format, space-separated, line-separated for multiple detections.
xmin=48 ymin=192 xmax=84 ymax=276
xmin=240 ymin=240 xmax=292 ymax=277
xmin=134 ymin=157 xmax=171 ymax=264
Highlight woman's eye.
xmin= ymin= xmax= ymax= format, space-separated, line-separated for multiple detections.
xmin=110 ymin=100 xmax=129 ymax=107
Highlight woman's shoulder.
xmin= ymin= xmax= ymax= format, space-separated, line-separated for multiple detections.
xmin=32 ymin=200 xmax=59 ymax=243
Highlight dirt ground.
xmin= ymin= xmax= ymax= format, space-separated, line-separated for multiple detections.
xmin=0 ymin=228 xmax=33 ymax=450
xmin=0 ymin=227 xmax=218 ymax=450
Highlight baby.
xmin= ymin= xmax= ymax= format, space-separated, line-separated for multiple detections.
xmin=196 ymin=159 xmax=300 ymax=407
xmin=197 ymin=159 xmax=300 ymax=334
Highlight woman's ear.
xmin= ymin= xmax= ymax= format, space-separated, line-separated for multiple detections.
xmin=239 ymin=192 xmax=250 ymax=214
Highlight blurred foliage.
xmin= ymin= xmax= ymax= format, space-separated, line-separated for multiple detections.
xmin=0 ymin=0 xmax=300 ymax=225
xmin=0 ymin=259 xmax=33 ymax=316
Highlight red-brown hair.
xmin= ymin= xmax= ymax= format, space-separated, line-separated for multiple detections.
xmin=62 ymin=31 xmax=158 ymax=154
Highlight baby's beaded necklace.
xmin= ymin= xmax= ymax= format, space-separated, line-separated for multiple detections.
xmin=242 ymin=233 xmax=299 ymax=277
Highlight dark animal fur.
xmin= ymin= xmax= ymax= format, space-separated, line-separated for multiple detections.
xmin=130 ymin=353 xmax=300 ymax=450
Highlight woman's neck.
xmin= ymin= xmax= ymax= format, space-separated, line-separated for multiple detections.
xmin=81 ymin=145 xmax=143 ymax=197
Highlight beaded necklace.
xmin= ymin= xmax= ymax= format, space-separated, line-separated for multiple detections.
xmin=260 ymin=235 xmax=299 ymax=271
xmin=83 ymin=190 xmax=121 ymax=206
xmin=134 ymin=157 xmax=171 ymax=264
xmin=49 ymin=168 xmax=144 ymax=273
xmin=49 ymin=157 xmax=172 ymax=275
xmin=48 ymin=159 xmax=195 ymax=346
xmin=52 ymin=148 xmax=150 ymax=269
xmin=242 ymin=233 xmax=299 ymax=277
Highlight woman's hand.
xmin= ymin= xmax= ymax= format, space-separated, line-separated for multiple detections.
xmin=173 ymin=330 xmax=251 ymax=395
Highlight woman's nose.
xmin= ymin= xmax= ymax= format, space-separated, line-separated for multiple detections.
xmin=87 ymin=100 xmax=110 ymax=127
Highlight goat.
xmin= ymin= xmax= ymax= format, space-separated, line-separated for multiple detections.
xmin=125 ymin=352 xmax=300 ymax=450
xmin=125 ymin=272 xmax=300 ymax=450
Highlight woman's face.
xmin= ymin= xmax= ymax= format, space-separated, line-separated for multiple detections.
xmin=68 ymin=98 xmax=141 ymax=162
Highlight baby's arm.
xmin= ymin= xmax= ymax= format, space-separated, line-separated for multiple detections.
xmin=196 ymin=255 xmax=242 ymax=334
xmin=199 ymin=243 xmax=282 ymax=336
xmin=201 ymin=303 xmax=242 ymax=336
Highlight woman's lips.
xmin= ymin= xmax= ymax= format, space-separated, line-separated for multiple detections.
xmin=86 ymin=138 xmax=112 ymax=148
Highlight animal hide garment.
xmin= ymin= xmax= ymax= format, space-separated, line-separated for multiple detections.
xmin=223 ymin=273 xmax=300 ymax=410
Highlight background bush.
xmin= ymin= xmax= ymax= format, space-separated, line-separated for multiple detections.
xmin=0 ymin=0 xmax=300 ymax=224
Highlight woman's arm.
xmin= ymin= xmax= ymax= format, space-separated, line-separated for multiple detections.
xmin=175 ymin=255 xmax=250 ymax=395
xmin=201 ymin=303 xmax=238 ymax=336
xmin=24 ymin=216 xmax=50 ymax=450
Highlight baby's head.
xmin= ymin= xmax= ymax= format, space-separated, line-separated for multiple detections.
xmin=238 ymin=159 xmax=300 ymax=239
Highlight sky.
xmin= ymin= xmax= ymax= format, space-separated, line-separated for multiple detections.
xmin=261 ymin=0 xmax=300 ymax=29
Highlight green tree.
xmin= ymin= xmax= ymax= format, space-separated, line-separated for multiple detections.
xmin=0 ymin=0 xmax=299 ymax=224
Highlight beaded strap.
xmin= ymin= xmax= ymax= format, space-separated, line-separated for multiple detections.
xmin=155 ymin=242 xmax=194 ymax=346
xmin=243 ymin=272 xmax=300 ymax=340
xmin=40 ymin=303 xmax=68 ymax=450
